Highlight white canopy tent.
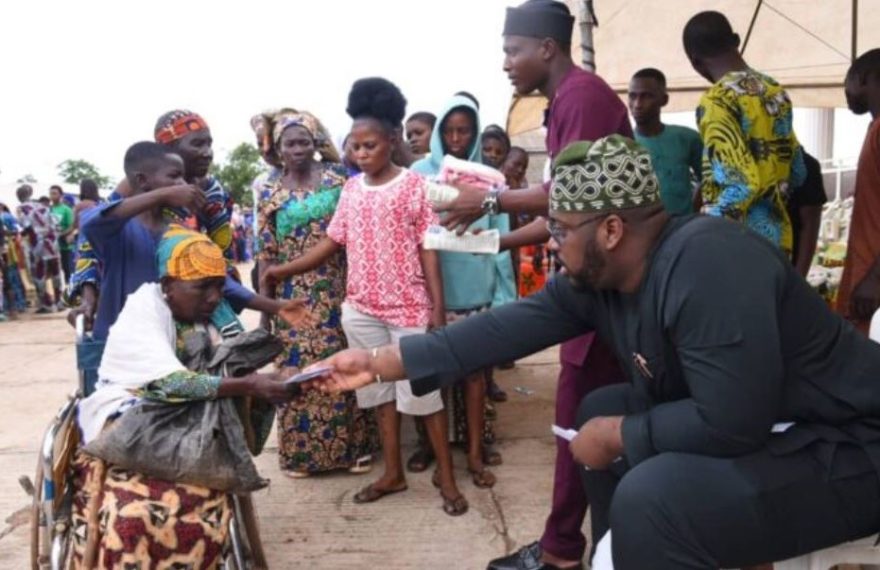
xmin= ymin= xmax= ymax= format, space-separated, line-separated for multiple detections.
xmin=507 ymin=1 xmax=879 ymax=183
xmin=591 ymin=0 xmax=879 ymax=112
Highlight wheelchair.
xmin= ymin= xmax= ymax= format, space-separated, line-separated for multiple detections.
xmin=26 ymin=315 xmax=266 ymax=569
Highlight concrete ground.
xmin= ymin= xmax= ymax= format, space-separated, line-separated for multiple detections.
xmin=0 ymin=300 xmax=567 ymax=569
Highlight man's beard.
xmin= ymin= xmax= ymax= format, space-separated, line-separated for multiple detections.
xmin=567 ymin=238 xmax=606 ymax=292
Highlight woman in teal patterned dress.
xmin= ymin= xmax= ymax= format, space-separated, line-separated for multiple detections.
xmin=256 ymin=111 xmax=378 ymax=477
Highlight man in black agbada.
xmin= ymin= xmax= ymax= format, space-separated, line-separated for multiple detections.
xmin=306 ymin=135 xmax=880 ymax=569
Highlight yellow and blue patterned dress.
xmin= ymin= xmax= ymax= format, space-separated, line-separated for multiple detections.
xmin=697 ymin=69 xmax=806 ymax=255
xmin=256 ymin=163 xmax=378 ymax=473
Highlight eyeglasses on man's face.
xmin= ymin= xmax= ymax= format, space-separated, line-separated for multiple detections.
xmin=546 ymin=214 xmax=608 ymax=244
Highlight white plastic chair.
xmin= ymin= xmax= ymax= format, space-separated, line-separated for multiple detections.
xmin=590 ymin=532 xmax=880 ymax=569
xmin=591 ymin=531 xmax=614 ymax=570
xmin=591 ymin=310 xmax=880 ymax=570
xmin=871 ymin=308 xmax=880 ymax=343
xmin=774 ymin=535 xmax=880 ymax=569
xmin=773 ymin=310 xmax=880 ymax=568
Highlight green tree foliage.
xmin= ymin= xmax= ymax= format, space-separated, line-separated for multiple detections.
xmin=211 ymin=143 xmax=264 ymax=207
xmin=57 ymin=159 xmax=112 ymax=188
xmin=16 ymin=174 xmax=37 ymax=184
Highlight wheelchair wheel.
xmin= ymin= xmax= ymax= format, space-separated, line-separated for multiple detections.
xmin=30 ymin=449 xmax=74 ymax=570
xmin=30 ymin=456 xmax=44 ymax=570
xmin=31 ymin=394 xmax=79 ymax=570
xmin=225 ymin=495 xmax=253 ymax=569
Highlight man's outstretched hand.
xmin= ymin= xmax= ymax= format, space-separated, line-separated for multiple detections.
xmin=303 ymin=349 xmax=375 ymax=393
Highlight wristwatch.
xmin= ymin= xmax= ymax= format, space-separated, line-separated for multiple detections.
xmin=481 ymin=188 xmax=501 ymax=216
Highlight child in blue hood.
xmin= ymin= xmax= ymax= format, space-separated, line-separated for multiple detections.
xmin=410 ymin=94 xmax=515 ymax=488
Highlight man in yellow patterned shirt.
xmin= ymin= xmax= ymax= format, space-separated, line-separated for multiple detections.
xmin=683 ymin=11 xmax=806 ymax=256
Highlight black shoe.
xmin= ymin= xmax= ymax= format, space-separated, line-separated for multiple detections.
xmin=487 ymin=542 xmax=542 ymax=570
xmin=487 ymin=542 xmax=583 ymax=570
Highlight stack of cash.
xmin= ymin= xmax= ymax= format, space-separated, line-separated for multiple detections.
xmin=422 ymin=225 xmax=499 ymax=254
xmin=425 ymin=180 xmax=460 ymax=206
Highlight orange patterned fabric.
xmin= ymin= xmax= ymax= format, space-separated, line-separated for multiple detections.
xmin=518 ymin=245 xmax=547 ymax=297
xmin=155 ymin=111 xmax=209 ymax=144
xmin=158 ymin=225 xmax=227 ymax=281
xmin=837 ymin=119 xmax=880 ymax=333
xmin=71 ymin=450 xmax=231 ymax=569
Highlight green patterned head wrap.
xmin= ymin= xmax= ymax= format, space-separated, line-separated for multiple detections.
xmin=550 ymin=135 xmax=660 ymax=213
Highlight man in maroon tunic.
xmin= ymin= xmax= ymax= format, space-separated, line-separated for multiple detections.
xmin=436 ymin=2 xmax=632 ymax=569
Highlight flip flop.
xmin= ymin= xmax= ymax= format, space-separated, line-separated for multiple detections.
xmin=429 ymin=470 xmax=472 ymax=515
xmin=352 ymin=483 xmax=408 ymax=504
xmin=406 ymin=447 xmax=435 ymax=473
xmin=283 ymin=470 xmax=310 ymax=479
xmin=468 ymin=467 xmax=496 ymax=489
xmin=348 ymin=455 xmax=373 ymax=475
xmin=483 ymin=447 xmax=503 ymax=467
xmin=485 ymin=404 xmax=498 ymax=421
xmin=441 ymin=492 xmax=469 ymax=516
xmin=487 ymin=380 xmax=508 ymax=402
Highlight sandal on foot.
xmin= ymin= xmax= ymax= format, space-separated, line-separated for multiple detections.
xmin=468 ymin=467 xmax=496 ymax=489
xmin=352 ymin=483 xmax=408 ymax=504
xmin=483 ymin=447 xmax=503 ymax=466
xmin=348 ymin=455 xmax=373 ymax=475
xmin=440 ymin=491 xmax=469 ymax=516
xmin=485 ymin=404 xmax=499 ymax=421
xmin=283 ymin=470 xmax=311 ymax=479
xmin=406 ymin=447 xmax=435 ymax=473
xmin=487 ymin=380 xmax=508 ymax=403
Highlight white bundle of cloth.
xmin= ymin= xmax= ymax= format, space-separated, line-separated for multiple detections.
xmin=77 ymin=283 xmax=188 ymax=444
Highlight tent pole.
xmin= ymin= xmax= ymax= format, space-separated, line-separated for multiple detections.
xmin=741 ymin=0 xmax=764 ymax=54
xmin=852 ymin=0 xmax=858 ymax=60
xmin=579 ymin=0 xmax=596 ymax=71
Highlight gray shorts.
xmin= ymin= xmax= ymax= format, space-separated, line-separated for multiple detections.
xmin=340 ymin=303 xmax=444 ymax=416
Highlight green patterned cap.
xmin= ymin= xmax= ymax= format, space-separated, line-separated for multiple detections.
xmin=550 ymin=135 xmax=660 ymax=213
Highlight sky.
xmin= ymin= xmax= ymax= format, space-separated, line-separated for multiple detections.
xmin=0 ymin=0 xmax=517 ymax=190
xmin=0 ymin=0 xmax=870 ymax=203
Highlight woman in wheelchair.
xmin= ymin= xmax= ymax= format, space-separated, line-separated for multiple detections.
xmin=70 ymin=226 xmax=303 ymax=569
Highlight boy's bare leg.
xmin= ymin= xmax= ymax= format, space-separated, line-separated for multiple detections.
xmin=367 ymin=401 xmax=406 ymax=492
xmin=464 ymin=371 xmax=496 ymax=487
xmin=423 ymin=409 xmax=468 ymax=514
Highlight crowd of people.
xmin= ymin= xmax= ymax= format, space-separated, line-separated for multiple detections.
xmin=0 ymin=181 xmax=91 ymax=319
xmin=305 ymin=5 xmax=880 ymax=570
xmin=9 ymin=0 xmax=880 ymax=568
xmin=0 ymin=186 xmax=260 ymax=326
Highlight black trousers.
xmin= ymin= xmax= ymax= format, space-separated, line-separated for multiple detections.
xmin=576 ymin=384 xmax=880 ymax=569
xmin=59 ymin=248 xmax=73 ymax=283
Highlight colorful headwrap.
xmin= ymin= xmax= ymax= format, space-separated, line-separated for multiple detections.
xmin=155 ymin=109 xmax=209 ymax=145
xmin=251 ymin=108 xmax=341 ymax=164
xmin=550 ymin=135 xmax=660 ymax=213
xmin=273 ymin=112 xmax=320 ymax=145
xmin=250 ymin=112 xmax=276 ymax=158
xmin=156 ymin=225 xmax=227 ymax=281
